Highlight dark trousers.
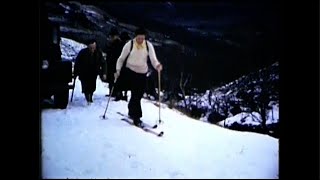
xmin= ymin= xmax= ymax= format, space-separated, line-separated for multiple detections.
xmin=127 ymin=69 xmax=146 ymax=119
xmin=80 ymin=77 xmax=97 ymax=102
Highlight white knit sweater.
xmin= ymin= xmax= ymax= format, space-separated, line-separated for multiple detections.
xmin=116 ymin=39 xmax=160 ymax=74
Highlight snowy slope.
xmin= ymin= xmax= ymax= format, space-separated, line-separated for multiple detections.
xmin=41 ymin=77 xmax=279 ymax=179
xmin=218 ymin=104 xmax=279 ymax=127
xmin=177 ymin=62 xmax=279 ymax=132
xmin=60 ymin=37 xmax=87 ymax=61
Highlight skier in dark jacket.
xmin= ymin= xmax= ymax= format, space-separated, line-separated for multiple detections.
xmin=74 ymin=39 xmax=104 ymax=104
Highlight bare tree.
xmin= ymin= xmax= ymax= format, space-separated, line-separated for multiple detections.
xmin=208 ymin=90 xmax=212 ymax=107
xmin=179 ymin=71 xmax=192 ymax=112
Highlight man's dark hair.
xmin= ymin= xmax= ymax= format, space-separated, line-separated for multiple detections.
xmin=120 ymin=31 xmax=131 ymax=42
xmin=109 ymin=27 xmax=119 ymax=36
xmin=135 ymin=27 xmax=147 ymax=36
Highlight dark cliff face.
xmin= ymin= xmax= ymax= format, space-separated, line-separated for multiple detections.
xmin=94 ymin=1 xmax=282 ymax=50
xmin=42 ymin=1 xmax=282 ymax=88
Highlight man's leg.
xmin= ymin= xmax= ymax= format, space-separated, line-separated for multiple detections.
xmin=128 ymin=71 xmax=146 ymax=125
xmin=113 ymin=84 xmax=122 ymax=101
xmin=81 ymin=80 xmax=90 ymax=103
xmin=108 ymin=71 xmax=116 ymax=97
xmin=89 ymin=77 xmax=97 ymax=102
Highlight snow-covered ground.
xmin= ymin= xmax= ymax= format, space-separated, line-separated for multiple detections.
xmin=60 ymin=37 xmax=87 ymax=61
xmin=41 ymin=76 xmax=279 ymax=178
xmin=218 ymin=104 xmax=279 ymax=127
xmin=219 ymin=112 xmax=263 ymax=126
xmin=41 ymin=37 xmax=279 ymax=178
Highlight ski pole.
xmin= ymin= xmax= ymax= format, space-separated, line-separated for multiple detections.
xmin=153 ymin=70 xmax=163 ymax=129
xmin=158 ymin=70 xmax=162 ymax=124
xmin=70 ymin=76 xmax=76 ymax=102
xmin=102 ymin=77 xmax=117 ymax=119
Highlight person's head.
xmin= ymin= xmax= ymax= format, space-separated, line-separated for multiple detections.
xmin=87 ymin=39 xmax=97 ymax=53
xmin=120 ymin=31 xmax=130 ymax=42
xmin=134 ymin=27 xmax=147 ymax=45
xmin=109 ymin=27 xmax=119 ymax=40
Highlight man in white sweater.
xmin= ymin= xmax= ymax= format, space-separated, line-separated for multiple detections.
xmin=115 ymin=28 xmax=163 ymax=127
